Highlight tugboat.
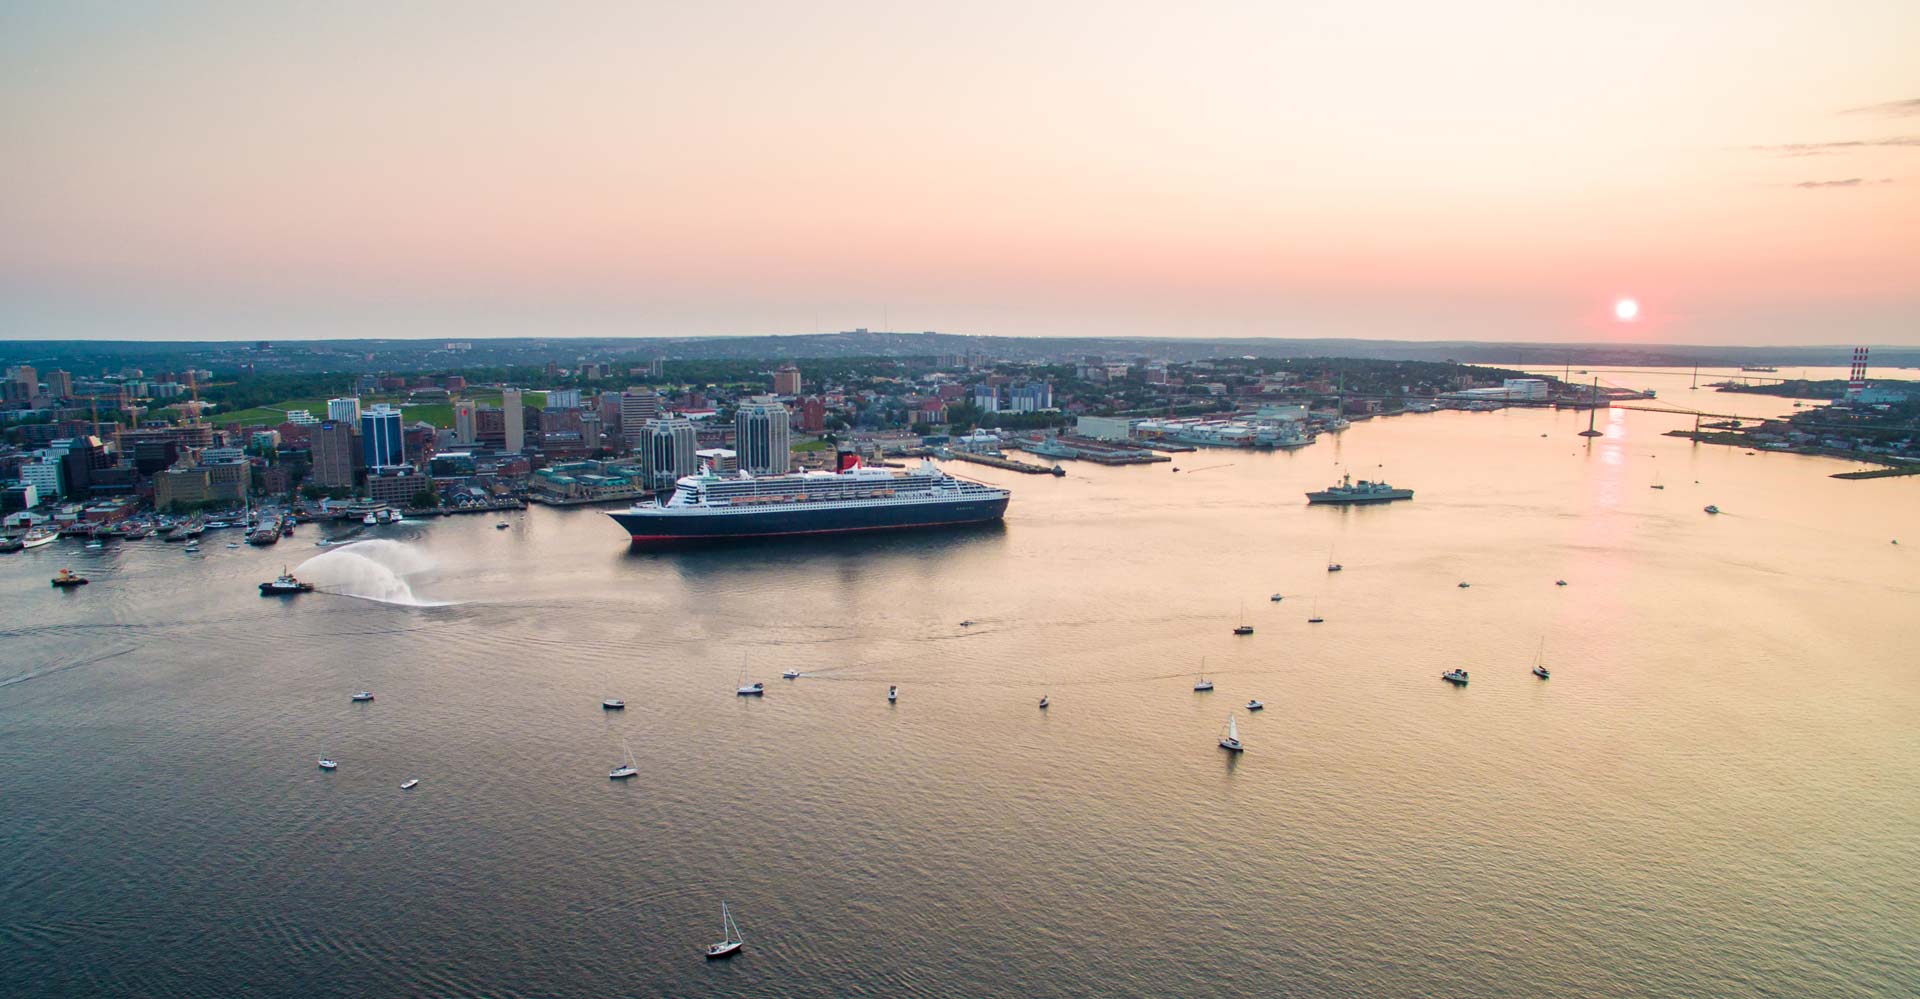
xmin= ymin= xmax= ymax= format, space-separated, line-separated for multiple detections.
xmin=50 ymin=568 xmax=90 ymax=588
xmin=259 ymin=567 xmax=315 ymax=595
xmin=1442 ymin=668 xmax=1470 ymax=685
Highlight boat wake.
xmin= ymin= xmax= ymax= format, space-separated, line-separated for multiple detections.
xmin=293 ymin=540 xmax=455 ymax=607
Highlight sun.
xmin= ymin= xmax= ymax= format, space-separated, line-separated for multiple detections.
xmin=1614 ymin=298 xmax=1640 ymax=321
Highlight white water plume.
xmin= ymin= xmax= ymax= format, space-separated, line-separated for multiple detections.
xmin=293 ymin=539 xmax=452 ymax=606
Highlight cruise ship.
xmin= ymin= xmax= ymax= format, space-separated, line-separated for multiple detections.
xmin=608 ymin=453 xmax=1010 ymax=544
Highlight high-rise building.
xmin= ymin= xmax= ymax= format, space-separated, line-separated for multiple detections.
xmin=798 ymin=396 xmax=827 ymax=433
xmin=21 ymin=461 xmax=62 ymax=500
xmin=502 ymin=388 xmax=525 ymax=452
xmin=619 ymin=389 xmax=662 ymax=448
xmin=640 ymin=417 xmax=698 ymax=489
xmin=1007 ymin=381 xmax=1053 ymax=413
xmin=327 ymin=396 xmax=362 ymax=423
xmin=546 ymin=388 xmax=582 ymax=410
xmin=46 ymin=369 xmax=73 ymax=399
xmin=734 ymin=398 xmax=791 ymax=474
xmin=772 ymin=364 xmax=802 ymax=395
xmin=309 ymin=420 xmax=359 ymax=487
xmin=453 ymin=400 xmax=476 ymax=445
xmin=360 ymin=405 xmax=404 ymax=469
xmin=579 ymin=411 xmax=602 ymax=452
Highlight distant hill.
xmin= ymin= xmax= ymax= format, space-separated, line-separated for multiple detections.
xmin=3 ymin=332 xmax=1913 ymax=375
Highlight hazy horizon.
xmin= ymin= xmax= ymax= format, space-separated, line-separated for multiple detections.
xmin=4 ymin=2 xmax=1917 ymax=345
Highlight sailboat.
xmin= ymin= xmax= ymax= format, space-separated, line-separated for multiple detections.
xmin=1233 ymin=601 xmax=1253 ymax=635
xmin=1531 ymin=639 xmax=1551 ymax=679
xmin=1307 ymin=597 xmax=1324 ymax=624
xmin=1193 ymin=659 xmax=1214 ymax=692
xmin=1218 ymin=712 xmax=1244 ymax=753
xmin=704 ymin=902 xmax=744 ymax=958
xmin=609 ymin=737 xmax=638 ymax=779
xmin=1326 ymin=544 xmax=1343 ymax=572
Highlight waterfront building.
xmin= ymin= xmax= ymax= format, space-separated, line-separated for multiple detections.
xmin=773 ymin=364 xmax=802 ymax=396
xmin=327 ymin=396 xmax=362 ymax=423
xmin=503 ymin=388 xmax=525 ymax=453
xmin=309 ymin=420 xmax=359 ymax=487
xmin=366 ymin=466 xmax=430 ymax=507
xmin=641 ymin=417 xmax=699 ymax=489
xmin=1 ymin=483 xmax=37 ymax=512
xmin=734 ymin=398 xmax=791 ymax=474
xmin=1075 ymin=415 xmax=1135 ymax=441
xmin=429 ymin=451 xmax=476 ymax=477
xmin=360 ymin=405 xmax=405 ymax=469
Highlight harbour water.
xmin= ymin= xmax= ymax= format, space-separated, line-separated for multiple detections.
xmin=3 ymin=367 xmax=1917 ymax=997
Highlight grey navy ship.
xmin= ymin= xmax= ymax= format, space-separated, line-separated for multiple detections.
xmin=609 ymin=451 xmax=1010 ymax=545
xmin=1305 ymin=472 xmax=1413 ymax=504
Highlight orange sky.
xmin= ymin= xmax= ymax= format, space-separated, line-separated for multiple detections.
xmin=2 ymin=2 xmax=1916 ymax=343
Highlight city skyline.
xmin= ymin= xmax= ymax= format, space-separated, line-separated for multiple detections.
xmin=2 ymin=2 xmax=1917 ymax=345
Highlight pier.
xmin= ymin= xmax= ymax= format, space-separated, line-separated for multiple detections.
xmin=947 ymin=451 xmax=1060 ymax=475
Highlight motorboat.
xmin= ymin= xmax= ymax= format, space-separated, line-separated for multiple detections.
xmin=495 ymin=522 xmax=510 ymax=529
xmin=1269 ymin=593 xmax=1283 ymax=602
xmin=888 ymin=685 xmax=898 ymax=702
xmin=318 ymin=758 xmax=338 ymax=770
xmin=1038 ymin=695 xmax=1049 ymax=709
xmin=1233 ymin=625 xmax=1254 ymax=635
xmin=1704 ymin=505 xmax=1720 ymax=515
xmin=85 ymin=540 xmax=104 ymax=550
xmin=400 ymin=779 xmax=419 ymax=790
xmin=1457 ymin=582 xmax=1470 ymax=589
xmin=735 ymin=682 xmax=765 ymax=696
xmin=1555 ymin=579 xmax=1568 ymax=586
xmin=782 ymin=669 xmax=801 ymax=679
xmin=1442 ymin=669 xmax=1470 ymax=685
xmin=602 ymin=698 xmax=625 ymax=709
xmin=351 ymin=691 xmax=374 ymax=702
xmin=705 ymin=902 xmax=744 ymax=959
xmin=1218 ymin=713 xmax=1244 ymax=753
xmin=51 ymin=568 xmax=89 ymax=588
xmin=1327 ymin=563 xmax=1343 ymax=572
xmin=1246 ymin=699 xmax=1264 ymax=711
xmin=226 ymin=542 xmax=241 ymax=549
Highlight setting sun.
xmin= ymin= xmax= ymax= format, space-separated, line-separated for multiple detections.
xmin=1615 ymin=298 xmax=1641 ymax=322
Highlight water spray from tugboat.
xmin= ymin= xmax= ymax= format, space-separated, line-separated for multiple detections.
xmin=294 ymin=540 xmax=451 ymax=606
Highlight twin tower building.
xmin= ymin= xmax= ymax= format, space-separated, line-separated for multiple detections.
xmin=639 ymin=397 xmax=788 ymax=491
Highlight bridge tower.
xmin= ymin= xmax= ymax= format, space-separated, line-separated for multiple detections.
xmin=1848 ymin=347 xmax=1868 ymax=399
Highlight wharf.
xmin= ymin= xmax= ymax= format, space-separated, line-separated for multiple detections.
xmin=1054 ymin=436 xmax=1173 ymax=464
xmin=528 ymin=490 xmax=650 ymax=507
xmin=948 ymin=451 xmax=1059 ymax=475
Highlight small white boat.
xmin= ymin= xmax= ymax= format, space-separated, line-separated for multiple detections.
xmin=1219 ymin=713 xmax=1243 ymax=753
xmin=226 ymin=542 xmax=241 ymax=549
xmin=351 ymin=691 xmax=374 ymax=702
xmin=400 ymin=778 xmax=419 ymax=790
xmin=603 ymin=698 xmax=625 ymax=709
xmin=782 ymin=669 xmax=801 ymax=680
xmin=495 ymin=522 xmax=510 ymax=530
xmin=1038 ymin=695 xmax=1049 ymax=709
xmin=183 ymin=545 xmax=200 ymax=553
xmin=736 ymin=682 xmax=764 ymax=696
xmin=888 ymin=685 xmax=898 ymax=702
xmin=1533 ymin=664 xmax=1551 ymax=679
xmin=1327 ymin=563 xmax=1343 ymax=572
xmin=1246 ymin=699 xmax=1264 ymax=711
xmin=1531 ymin=639 xmax=1550 ymax=679
xmin=705 ymin=902 xmax=744 ymax=959
xmin=315 ymin=539 xmax=333 ymax=547
xmin=1442 ymin=669 xmax=1470 ymax=685
xmin=363 ymin=512 xmax=378 ymax=525
xmin=85 ymin=541 xmax=103 ymax=549
xmin=318 ymin=758 xmax=338 ymax=770
xmin=610 ymin=738 xmax=638 ymax=779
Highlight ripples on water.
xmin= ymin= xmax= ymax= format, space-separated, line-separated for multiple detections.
xmin=2 ymin=367 xmax=1917 ymax=998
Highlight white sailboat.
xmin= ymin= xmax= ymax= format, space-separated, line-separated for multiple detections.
xmin=1531 ymin=639 xmax=1551 ymax=679
xmin=705 ymin=902 xmax=744 ymax=958
xmin=1193 ymin=658 xmax=1214 ymax=692
xmin=1219 ymin=712 xmax=1243 ymax=753
xmin=609 ymin=737 xmax=638 ymax=779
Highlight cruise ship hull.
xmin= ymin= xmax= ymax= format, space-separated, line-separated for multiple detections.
xmin=1305 ymin=489 xmax=1413 ymax=504
xmin=610 ymin=496 xmax=1009 ymax=544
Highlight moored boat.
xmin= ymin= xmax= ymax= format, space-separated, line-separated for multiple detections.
xmin=1442 ymin=669 xmax=1470 ymax=685
xmin=51 ymin=568 xmax=89 ymax=587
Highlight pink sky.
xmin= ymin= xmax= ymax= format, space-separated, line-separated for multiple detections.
xmin=2 ymin=2 xmax=1916 ymax=343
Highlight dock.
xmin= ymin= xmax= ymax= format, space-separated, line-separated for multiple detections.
xmin=948 ymin=451 xmax=1060 ymax=475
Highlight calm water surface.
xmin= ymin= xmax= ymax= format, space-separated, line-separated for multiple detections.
xmin=4 ymin=368 xmax=1917 ymax=998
